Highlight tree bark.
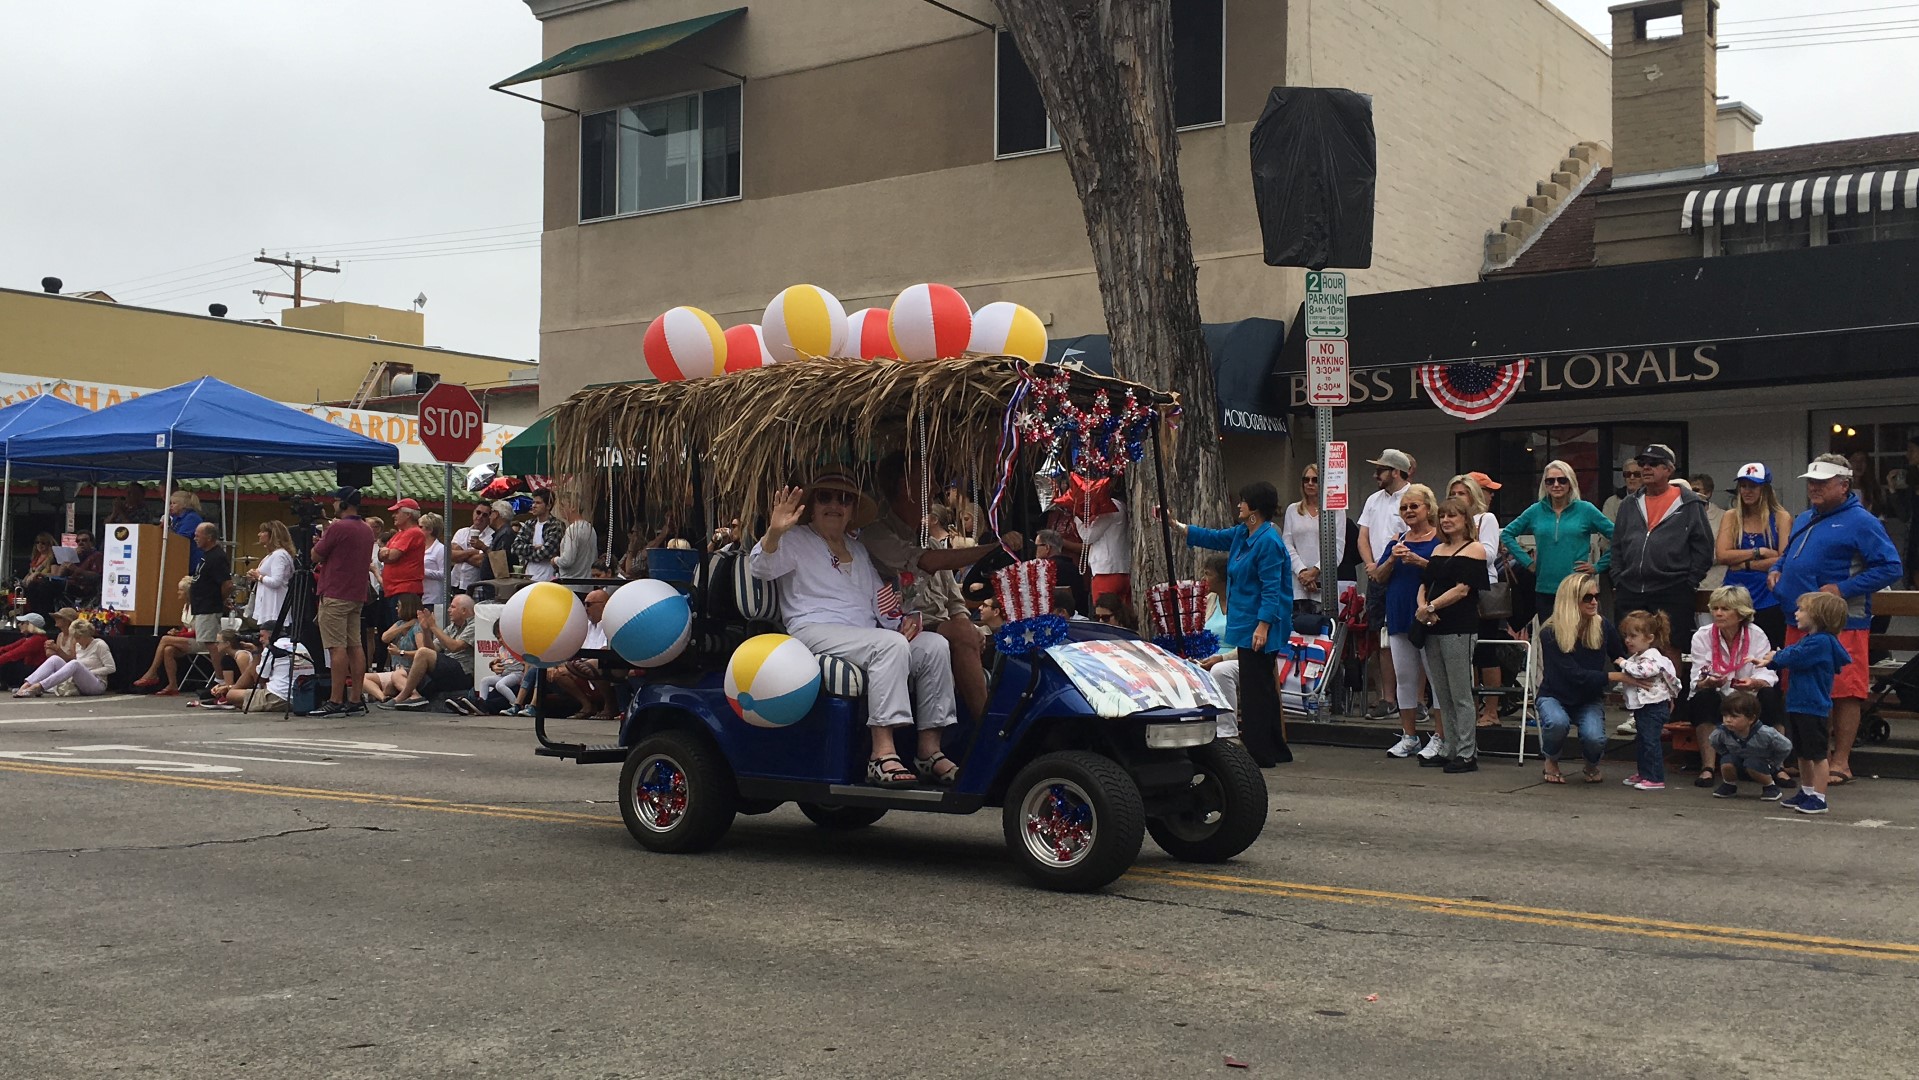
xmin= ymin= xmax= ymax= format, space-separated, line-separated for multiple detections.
xmin=991 ymin=0 xmax=1232 ymax=604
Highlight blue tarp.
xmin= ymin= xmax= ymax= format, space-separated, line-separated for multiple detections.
xmin=3 ymin=376 xmax=400 ymax=479
xmin=0 ymin=394 xmax=89 ymax=443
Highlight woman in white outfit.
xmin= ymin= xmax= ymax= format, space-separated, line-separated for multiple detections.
xmin=1281 ymin=462 xmax=1346 ymax=612
xmin=15 ymin=619 xmax=115 ymax=697
xmin=247 ymin=520 xmax=297 ymax=629
xmin=420 ymin=513 xmax=448 ymax=609
xmin=750 ymin=474 xmax=959 ymax=788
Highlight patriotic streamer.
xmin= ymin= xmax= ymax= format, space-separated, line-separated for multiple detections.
xmin=992 ymin=559 xmax=1066 ymax=655
xmin=1417 ymin=359 xmax=1531 ymax=421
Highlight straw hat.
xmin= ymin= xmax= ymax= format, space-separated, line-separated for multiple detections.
xmin=805 ymin=472 xmax=879 ymax=529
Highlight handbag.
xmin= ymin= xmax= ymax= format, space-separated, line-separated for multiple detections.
xmin=1406 ymin=619 xmax=1430 ymax=649
xmin=1478 ymin=571 xmax=1514 ymax=621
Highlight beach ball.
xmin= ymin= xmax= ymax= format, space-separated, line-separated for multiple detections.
xmin=498 ymin=582 xmax=589 ymax=667
xmin=722 ymin=323 xmax=774 ymax=374
xmin=643 ymin=306 xmax=727 ymax=382
xmin=761 ymin=284 xmax=847 ymax=363
xmin=724 ymin=634 xmax=821 ymax=729
xmin=844 ymin=307 xmax=897 ymax=360
xmin=601 ymin=579 xmax=692 ymax=668
xmin=889 ymin=283 xmax=973 ymax=361
xmin=968 ymin=302 xmax=1047 ymax=364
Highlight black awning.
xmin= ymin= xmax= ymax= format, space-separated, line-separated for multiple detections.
xmin=1046 ymin=318 xmax=1288 ymax=436
xmin=492 ymin=7 xmax=745 ymax=89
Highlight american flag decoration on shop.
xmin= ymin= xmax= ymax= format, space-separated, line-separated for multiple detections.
xmin=1416 ymin=359 xmax=1531 ymax=421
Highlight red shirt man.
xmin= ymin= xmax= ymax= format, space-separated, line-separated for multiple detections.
xmin=381 ymin=499 xmax=428 ymax=610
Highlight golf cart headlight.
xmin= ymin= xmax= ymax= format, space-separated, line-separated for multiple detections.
xmin=1144 ymin=722 xmax=1215 ymax=749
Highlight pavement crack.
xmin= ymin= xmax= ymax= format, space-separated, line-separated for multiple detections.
xmin=4 ymin=823 xmax=395 ymax=857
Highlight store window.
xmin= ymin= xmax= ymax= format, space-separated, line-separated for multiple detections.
xmin=994 ymin=0 xmax=1224 ymax=158
xmin=580 ymin=85 xmax=742 ymax=221
xmin=1457 ymin=422 xmax=1687 ymax=522
xmin=1717 ymin=215 xmax=1811 ymax=256
xmin=1815 ymin=409 xmax=1919 ymax=521
xmin=1828 ymin=206 xmax=1919 ymax=245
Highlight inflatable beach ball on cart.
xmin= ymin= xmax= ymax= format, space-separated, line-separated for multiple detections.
xmin=724 ymin=634 xmax=821 ymax=728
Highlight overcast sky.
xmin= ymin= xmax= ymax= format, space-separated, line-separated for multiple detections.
xmin=1 ymin=1 xmax=1912 ymax=368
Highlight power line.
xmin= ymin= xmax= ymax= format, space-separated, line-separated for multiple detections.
xmin=342 ymin=240 xmax=542 ymax=264
xmin=1727 ymin=30 xmax=1919 ymax=51
xmin=99 ymin=252 xmax=255 ymax=291
xmin=132 ymin=270 xmax=284 ymax=306
xmin=1594 ymin=3 xmax=1919 ymax=37
xmin=271 ymin=219 xmax=541 ymax=253
xmin=114 ymin=257 xmax=265 ymax=299
xmin=122 ymin=265 xmax=281 ymax=303
xmin=299 ymin=228 xmax=542 ymax=259
xmin=1718 ymin=17 xmax=1919 ymax=41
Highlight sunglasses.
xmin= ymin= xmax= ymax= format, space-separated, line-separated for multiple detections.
xmin=1095 ymin=612 xmax=1119 ymax=622
xmin=813 ymin=490 xmax=857 ymax=506
xmin=1580 ymin=592 xmax=1601 ymax=603
xmin=1622 ymin=470 xmax=1643 ymax=479
xmin=1301 ymin=474 xmax=1320 ymax=482
xmin=1543 ymin=476 xmax=1570 ymax=486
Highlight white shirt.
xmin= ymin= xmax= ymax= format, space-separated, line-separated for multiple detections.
xmin=423 ymin=541 xmax=447 ymax=606
xmin=1082 ymin=501 xmax=1129 ymax=576
xmin=750 ymin=526 xmax=889 ymax=633
xmin=74 ymin=638 xmax=116 ymax=678
xmin=450 ymin=525 xmax=491 ymax=591
xmin=248 ymin=548 xmax=294 ymax=625
xmin=526 ymin=521 xmax=556 ymax=582
xmin=1358 ymin=485 xmax=1410 ymax=563
xmin=262 ymin=638 xmax=314 ymax=700
xmin=1281 ymin=503 xmax=1347 ymax=578
xmin=582 ymin=618 xmax=607 ymax=651
xmin=1472 ymin=512 xmax=1502 ymax=585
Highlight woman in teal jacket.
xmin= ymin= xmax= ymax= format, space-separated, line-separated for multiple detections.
xmin=1500 ymin=459 xmax=1613 ymax=621
xmin=1164 ymin=480 xmax=1294 ymax=767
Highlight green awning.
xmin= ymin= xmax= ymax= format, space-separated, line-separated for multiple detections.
xmin=223 ymin=463 xmax=487 ymax=504
xmin=491 ymin=7 xmax=746 ymax=89
xmin=501 ymin=414 xmax=551 ymax=475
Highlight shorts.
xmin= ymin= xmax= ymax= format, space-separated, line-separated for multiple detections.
xmin=187 ymin=613 xmax=221 ymax=652
xmin=1787 ymin=711 xmax=1831 ymax=761
xmin=423 ymin=655 xmax=472 ymax=696
xmin=243 ymin=687 xmax=289 ymax=712
xmin=1719 ymin=750 xmax=1786 ymax=777
xmin=317 ymin=597 xmax=362 ymax=650
xmin=1784 ymin=626 xmax=1871 ymax=700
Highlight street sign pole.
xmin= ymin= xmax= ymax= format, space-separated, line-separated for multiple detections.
xmin=1305 ymin=270 xmax=1350 ymax=614
xmin=1318 ymin=408 xmax=1337 ymax=612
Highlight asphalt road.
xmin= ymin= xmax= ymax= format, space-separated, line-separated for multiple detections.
xmin=4 ymin=694 xmax=1918 ymax=1079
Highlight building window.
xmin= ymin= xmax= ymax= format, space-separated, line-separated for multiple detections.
xmin=1457 ymin=421 xmax=1687 ymax=523
xmin=993 ymin=0 xmax=1224 ymax=159
xmin=1828 ymin=206 xmax=1919 ymax=245
xmin=1815 ymin=409 xmax=1919 ymax=521
xmin=1717 ymin=215 xmax=1811 ymax=256
xmin=580 ymin=85 xmax=742 ymax=221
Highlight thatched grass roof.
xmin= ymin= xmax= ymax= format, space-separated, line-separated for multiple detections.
xmin=548 ymin=356 xmax=1177 ymax=531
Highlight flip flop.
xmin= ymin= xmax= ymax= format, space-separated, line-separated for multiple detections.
xmin=1541 ymin=770 xmax=1567 ymax=785
xmin=1583 ymin=767 xmax=1604 ymax=784
xmin=1828 ymin=770 xmax=1853 ymax=786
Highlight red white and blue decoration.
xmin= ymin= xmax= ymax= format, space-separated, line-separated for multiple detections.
xmin=1147 ymin=580 xmax=1217 ymax=659
xmin=991 ymin=559 xmax=1068 ymax=655
xmin=1416 ymin=359 xmax=1531 ymax=422
xmin=600 ymin=579 xmax=692 ymax=668
xmin=1014 ymin=373 xmax=1155 ymax=479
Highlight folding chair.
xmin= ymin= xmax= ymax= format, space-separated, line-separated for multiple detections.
xmin=1472 ymin=618 xmax=1539 ymax=762
xmin=177 ymin=652 xmax=218 ymax=694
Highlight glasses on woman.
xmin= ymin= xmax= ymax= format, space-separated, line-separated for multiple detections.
xmin=1580 ymin=592 xmax=1601 ymax=604
xmin=1095 ymin=611 xmax=1118 ymax=623
xmin=1300 ymin=475 xmax=1319 ymax=484
xmin=1623 ymin=469 xmax=1643 ymax=480
xmin=1543 ymin=476 xmax=1570 ymax=487
xmin=813 ymin=490 xmax=856 ymax=506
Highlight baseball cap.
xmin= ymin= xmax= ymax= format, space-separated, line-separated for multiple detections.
xmin=1367 ymin=449 xmax=1413 ymax=473
xmin=1634 ymin=444 xmax=1677 ymax=468
xmin=1799 ymin=460 xmax=1854 ymax=481
xmin=332 ymin=486 xmax=362 ymax=506
xmin=1734 ymin=462 xmax=1772 ymax=486
xmin=1467 ymin=470 xmax=1502 ymax=491
xmin=17 ymin=613 xmax=45 ymax=629
xmin=389 ymin=497 xmax=422 ymax=512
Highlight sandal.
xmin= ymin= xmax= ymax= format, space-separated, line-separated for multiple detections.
xmin=915 ymin=752 xmax=960 ymax=787
xmin=1542 ymin=768 xmax=1567 ymax=785
xmin=1583 ymin=766 xmax=1603 ymax=784
xmin=1693 ymin=768 xmax=1716 ymax=788
xmin=866 ymin=755 xmax=918 ymax=788
xmin=1829 ymin=770 xmax=1853 ymax=786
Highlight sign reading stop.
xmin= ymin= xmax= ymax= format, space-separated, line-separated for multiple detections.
xmin=417 ymin=383 xmax=484 ymax=464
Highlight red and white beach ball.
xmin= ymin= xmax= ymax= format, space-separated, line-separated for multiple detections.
xmin=889 ymin=283 xmax=973 ymax=361
xmin=722 ymin=323 xmax=775 ymax=374
xmin=968 ymin=302 xmax=1047 ymax=364
xmin=643 ymin=306 xmax=727 ymax=382
xmin=761 ymin=284 xmax=847 ymax=364
xmin=844 ymin=307 xmax=897 ymax=361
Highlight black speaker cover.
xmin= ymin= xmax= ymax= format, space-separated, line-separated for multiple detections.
xmin=336 ymin=462 xmax=375 ymax=489
xmin=1250 ymin=87 xmax=1377 ymax=270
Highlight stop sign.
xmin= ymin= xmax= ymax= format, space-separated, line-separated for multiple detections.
xmin=417 ymin=383 xmax=485 ymax=464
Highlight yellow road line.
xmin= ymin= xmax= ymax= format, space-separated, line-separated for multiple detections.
xmin=1123 ymin=867 xmax=1919 ymax=964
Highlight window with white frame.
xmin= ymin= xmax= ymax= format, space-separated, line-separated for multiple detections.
xmin=1828 ymin=205 xmax=1919 ymax=245
xmin=1717 ymin=214 xmax=1812 ymax=256
xmin=581 ymin=85 xmax=742 ymax=221
xmin=994 ymin=0 xmax=1224 ymax=158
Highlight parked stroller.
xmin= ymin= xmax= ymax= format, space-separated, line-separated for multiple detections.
xmin=1860 ymin=654 xmax=1918 ymax=745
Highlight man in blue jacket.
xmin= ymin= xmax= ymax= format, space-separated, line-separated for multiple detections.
xmin=1769 ymin=454 xmax=1904 ymax=784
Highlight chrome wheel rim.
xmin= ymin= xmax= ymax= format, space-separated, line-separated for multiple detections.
xmin=633 ymin=754 xmax=688 ymax=833
xmin=1020 ymin=778 xmax=1096 ymax=868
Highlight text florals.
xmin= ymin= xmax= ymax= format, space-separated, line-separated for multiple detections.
xmin=1290 ymin=344 xmax=1722 ymax=407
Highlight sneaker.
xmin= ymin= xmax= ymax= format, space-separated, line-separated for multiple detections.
xmin=1364 ymin=700 xmax=1399 ymax=721
xmin=1621 ymin=774 xmax=1645 ymax=787
xmin=1760 ymin=784 xmax=1785 ymax=801
xmin=1711 ymin=782 xmax=1739 ymax=798
xmin=1780 ymin=790 xmax=1811 ymax=810
xmin=1386 ymin=733 xmax=1421 ymax=758
xmin=1442 ymin=756 xmax=1478 ymax=774
xmin=377 ymin=700 xmax=400 ymax=711
xmin=1794 ymin=793 xmax=1829 ymax=815
xmin=1632 ymin=780 xmax=1666 ymax=791
xmin=1417 ymin=735 xmax=1444 ymax=761
xmin=342 ymin=701 xmax=369 ymax=716
xmin=1418 ymin=751 xmax=1449 ymax=768
xmin=443 ymin=699 xmax=467 ymax=715
xmin=393 ymin=696 xmax=432 ymax=711
xmin=305 ymin=700 xmax=344 ymax=717
xmin=1615 ymin=718 xmax=1637 ymax=735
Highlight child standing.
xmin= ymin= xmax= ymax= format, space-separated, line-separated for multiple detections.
xmin=1760 ymin=591 xmax=1853 ymax=815
xmin=1615 ymin=610 xmax=1681 ymax=791
xmin=1708 ymin=690 xmax=1794 ymax=800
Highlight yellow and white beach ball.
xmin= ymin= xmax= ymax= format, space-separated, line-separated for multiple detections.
xmin=761 ymin=284 xmax=847 ymax=364
xmin=601 ymin=579 xmax=692 ymax=668
xmin=844 ymin=307 xmax=897 ymax=360
xmin=643 ymin=305 xmax=727 ymax=382
xmin=498 ymin=582 xmax=589 ymax=667
xmin=723 ymin=634 xmax=822 ymax=728
xmin=722 ymin=323 xmax=774 ymax=374
xmin=889 ymin=283 xmax=973 ymax=361
xmin=967 ymin=302 xmax=1047 ymax=363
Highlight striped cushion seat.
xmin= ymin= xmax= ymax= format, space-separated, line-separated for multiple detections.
xmin=818 ymin=655 xmax=865 ymax=699
xmin=731 ymin=549 xmax=780 ymax=622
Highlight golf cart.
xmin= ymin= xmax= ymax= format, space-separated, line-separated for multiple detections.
xmin=532 ymin=356 xmax=1267 ymax=892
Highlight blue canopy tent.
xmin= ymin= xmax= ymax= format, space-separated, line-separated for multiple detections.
xmin=3 ymin=377 xmax=399 ymax=628
xmin=0 ymin=395 xmax=93 ymax=570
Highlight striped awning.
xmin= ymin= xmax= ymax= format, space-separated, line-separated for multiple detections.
xmin=1681 ymin=165 xmax=1919 ymax=231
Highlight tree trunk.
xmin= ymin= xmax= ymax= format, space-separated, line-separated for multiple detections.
xmin=992 ymin=0 xmax=1232 ymax=606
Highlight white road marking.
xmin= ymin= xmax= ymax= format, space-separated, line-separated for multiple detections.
xmin=215 ymin=738 xmax=475 ymax=758
xmin=58 ymin=744 xmax=337 ymax=766
xmin=1765 ymin=817 xmax=1915 ymax=830
xmin=0 ymin=750 xmax=241 ymax=774
xmin=0 ymin=712 xmax=189 ymax=724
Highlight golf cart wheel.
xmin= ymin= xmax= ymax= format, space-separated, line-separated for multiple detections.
xmin=797 ymin=803 xmax=888 ymax=830
xmin=618 ymin=731 xmax=736 ymax=853
xmin=1002 ymin=751 xmax=1144 ymax=893
xmin=1146 ymin=740 xmax=1268 ymax=863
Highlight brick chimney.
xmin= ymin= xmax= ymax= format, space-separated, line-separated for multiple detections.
xmin=1609 ymin=0 xmax=1718 ymax=183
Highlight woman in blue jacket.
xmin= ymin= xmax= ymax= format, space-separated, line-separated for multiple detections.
xmin=1500 ymin=460 xmax=1612 ymax=623
xmin=1166 ymin=481 xmax=1295 ymax=767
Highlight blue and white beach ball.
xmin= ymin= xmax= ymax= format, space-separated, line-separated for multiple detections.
xmin=601 ymin=579 xmax=692 ymax=668
xmin=723 ymin=634 xmax=821 ymax=728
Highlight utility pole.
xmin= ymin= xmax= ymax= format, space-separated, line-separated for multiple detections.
xmin=252 ymin=251 xmax=340 ymax=308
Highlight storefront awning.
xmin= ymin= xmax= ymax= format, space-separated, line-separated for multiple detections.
xmin=491 ymin=7 xmax=746 ymax=89
xmin=1681 ymin=164 xmax=1919 ymax=230
xmin=1045 ymin=318 xmax=1289 ymax=436
xmin=501 ymin=414 xmax=550 ymax=475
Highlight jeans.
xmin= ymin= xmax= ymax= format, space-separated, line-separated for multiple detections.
xmin=1632 ymin=700 xmax=1670 ymax=783
xmin=1539 ymin=696 xmax=1607 ymax=765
